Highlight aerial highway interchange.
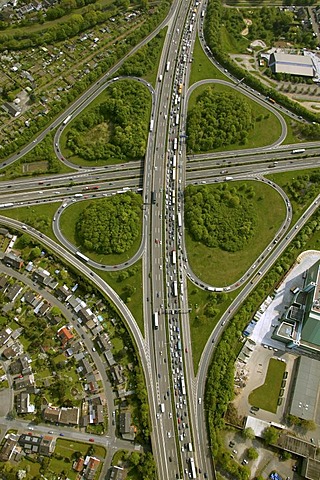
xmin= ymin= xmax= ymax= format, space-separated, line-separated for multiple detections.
xmin=0 ymin=0 xmax=320 ymax=479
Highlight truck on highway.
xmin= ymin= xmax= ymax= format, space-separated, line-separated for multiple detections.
xmin=151 ymin=191 xmax=156 ymax=205
xmin=225 ymin=176 xmax=233 ymax=181
xmin=150 ymin=119 xmax=154 ymax=132
xmin=153 ymin=312 xmax=159 ymax=329
xmin=158 ymin=74 xmax=163 ymax=82
xmin=75 ymin=251 xmax=89 ymax=263
xmin=292 ymin=148 xmax=305 ymax=154
xmin=166 ymin=61 xmax=170 ymax=72
xmin=63 ymin=115 xmax=72 ymax=125
xmin=160 ymin=403 xmax=165 ymax=413
xmin=74 ymin=193 xmax=83 ymax=198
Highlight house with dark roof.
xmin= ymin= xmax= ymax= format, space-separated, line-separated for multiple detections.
xmin=24 ymin=291 xmax=41 ymax=308
xmin=6 ymin=283 xmax=22 ymax=302
xmin=55 ymin=285 xmax=71 ymax=302
xmin=2 ymin=101 xmax=21 ymax=117
xmin=0 ymin=276 xmax=8 ymax=292
xmin=3 ymin=252 xmax=23 ymax=269
xmin=78 ymin=358 xmax=93 ymax=376
xmin=0 ymin=328 xmax=13 ymax=346
xmin=16 ymin=392 xmax=35 ymax=414
xmin=0 ymin=434 xmax=19 ymax=461
xmin=59 ymin=406 xmax=80 ymax=425
xmin=14 ymin=373 xmax=34 ymax=391
xmin=32 ymin=268 xmax=58 ymax=289
xmin=39 ymin=435 xmax=55 ymax=456
xmin=3 ymin=342 xmax=23 ymax=359
xmin=110 ymin=466 xmax=124 ymax=480
xmin=43 ymin=406 xmax=60 ymax=423
xmin=78 ymin=307 xmax=93 ymax=324
xmin=110 ymin=364 xmax=126 ymax=386
xmin=18 ymin=433 xmax=42 ymax=453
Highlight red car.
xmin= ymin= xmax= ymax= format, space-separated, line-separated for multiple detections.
xmin=89 ymin=438 xmax=94 ymax=442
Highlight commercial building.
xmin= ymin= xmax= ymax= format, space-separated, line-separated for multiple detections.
xmin=272 ymin=259 xmax=320 ymax=353
xmin=269 ymin=52 xmax=315 ymax=77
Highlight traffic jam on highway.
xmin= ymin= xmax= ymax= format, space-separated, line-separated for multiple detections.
xmin=153 ymin=2 xmax=207 ymax=479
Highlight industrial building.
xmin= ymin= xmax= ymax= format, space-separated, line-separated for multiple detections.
xmin=269 ymin=52 xmax=315 ymax=77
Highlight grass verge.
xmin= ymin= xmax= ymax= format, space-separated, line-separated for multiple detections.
xmin=189 ymin=35 xmax=227 ymax=85
xmin=188 ymin=281 xmax=237 ymax=373
xmin=185 ymin=181 xmax=286 ymax=286
xmin=248 ymin=358 xmax=285 ymax=413
xmin=96 ymin=260 xmax=144 ymax=336
xmin=0 ymin=202 xmax=60 ymax=241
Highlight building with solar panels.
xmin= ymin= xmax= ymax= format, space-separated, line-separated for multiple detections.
xmin=269 ymin=52 xmax=315 ymax=77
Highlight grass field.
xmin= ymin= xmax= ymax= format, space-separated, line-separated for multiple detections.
xmin=188 ymin=83 xmax=282 ymax=151
xmin=0 ymin=202 xmax=61 ymax=241
xmin=220 ymin=25 xmax=249 ymax=54
xmin=188 ymin=282 xmax=236 ymax=372
xmin=189 ymin=36 xmax=227 ymax=85
xmin=248 ymin=358 xmax=285 ymax=413
xmin=185 ymin=181 xmax=286 ymax=286
xmin=96 ymin=260 xmax=144 ymax=336
xmin=266 ymin=168 xmax=320 ymax=223
xmin=59 ymin=198 xmax=143 ymax=265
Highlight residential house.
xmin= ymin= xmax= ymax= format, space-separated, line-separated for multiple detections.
xmin=0 ymin=276 xmax=8 ymax=292
xmin=55 ymin=285 xmax=71 ymax=302
xmin=3 ymin=342 xmax=23 ymax=360
xmin=110 ymin=365 xmax=126 ymax=386
xmin=86 ymin=373 xmax=99 ymax=394
xmin=119 ymin=411 xmax=135 ymax=441
xmin=110 ymin=466 xmax=125 ymax=480
xmin=104 ymin=350 xmax=116 ymax=367
xmin=16 ymin=392 xmax=35 ymax=414
xmin=97 ymin=332 xmax=110 ymax=351
xmin=39 ymin=435 xmax=55 ymax=456
xmin=35 ymin=300 xmax=51 ymax=316
xmin=57 ymin=326 xmax=73 ymax=346
xmin=43 ymin=406 xmax=60 ymax=423
xmin=59 ymin=406 xmax=80 ymax=426
xmin=0 ymin=327 xmax=13 ymax=347
xmin=32 ymin=268 xmax=58 ymax=289
xmin=73 ymin=456 xmax=85 ymax=472
xmin=77 ymin=307 xmax=93 ymax=324
xmin=2 ymin=101 xmax=21 ymax=117
xmin=3 ymin=252 xmax=23 ymax=269
xmin=0 ymin=434 xmax=19 ymax=461
xmin=6 ymin=283 xmax=22 ymax=302
xmin=18 ymin=433 xmax=42 ymax=454
xmin=14 ymin=373 xmax=35 ymax=391
xmin=78 ymin=358 xmax=93 ymax=376
xmin=83 ymin=456 xmax=100 ymax=480
xmin=24 ymin=291 xmax=41 ymax=308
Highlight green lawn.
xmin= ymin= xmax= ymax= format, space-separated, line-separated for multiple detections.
xmin=220 ymin=25 xmax=249 ymax=54
xmin=188 ymin=83 xmax=282 ymax=151
xmin=59 ymin=198 xmax=143 ymax=265
xmin=266 ymin=168 xmax=320 ymax=223
xmin=185 ymin=181 xmax=286 ymax=286
xmin=96 ymin=260 xmax=144 ymax=336
xmin=189 ymin=36 xmax=227 ymax=85
xmin=0 ymin=203 xmax=61 ymax=241
xmin=248 ymin=358 xmax=285 ymax=413
xmin=188 ymin=282 xmax=236 ymax=373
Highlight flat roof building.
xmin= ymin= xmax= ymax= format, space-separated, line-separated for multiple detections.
xmin=269 ymin=52 xmax=315 ymax=77
xmin=290 ymin=357 xmax=320 ymax=422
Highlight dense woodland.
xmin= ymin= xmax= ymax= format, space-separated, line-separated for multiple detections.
xmin=76 ymin=193 xmax=142 ymax=254
xmin=187 ymin=89 xmax=253 ymax=151
xmin=184 ymin=184 xmax=257 ymax=252
xmin=66 ymin=80 xmax=150 ymax=162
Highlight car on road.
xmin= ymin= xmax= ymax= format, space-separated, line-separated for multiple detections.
xmin=89 ymin=438 xmax=94 ymax=442
xmin=59 ymin=433 xmax=64 ymax=436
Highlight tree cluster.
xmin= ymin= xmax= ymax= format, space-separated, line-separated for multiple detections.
xmin=119 ymin=30 xmax=165 ymax=77
xmin=184 ymin=184 xmax=257 ymax=252
xmin=285 ymin=170 xmax=320 ymax=205
xmin=67 ymin=80 xmax=150 ymax=161
xmin=75 ymin=193 xmax=142 ymax=254
xmin=187 ymin=89 xmax=253 ymax=152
